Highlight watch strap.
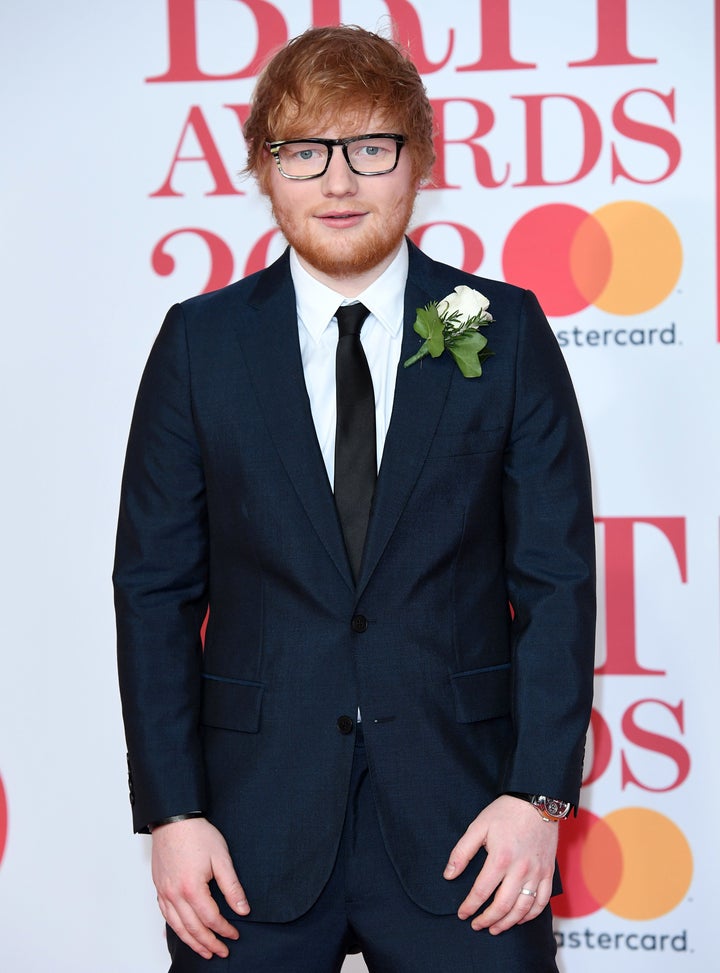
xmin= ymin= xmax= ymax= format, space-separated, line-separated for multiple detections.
xmin=505 ymin=792 xmax=573 ymax=822
xmin=147 ymin=811 xmax=204 ymax=833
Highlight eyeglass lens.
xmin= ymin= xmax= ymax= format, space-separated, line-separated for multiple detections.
xmin=275 ymin=137 xmax=400 ymax=177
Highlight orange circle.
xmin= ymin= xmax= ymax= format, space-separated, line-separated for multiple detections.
xmin=581 ymin=813 xmax=624 ymax=907
xmin=569 ymin=212 xmax=613 ymax=305
xmin=591 ymin=201 xmax=682 ymax=315
xmin=602 ymin=807 xmax=693 ymax=919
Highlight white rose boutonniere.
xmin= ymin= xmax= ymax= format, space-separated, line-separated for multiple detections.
xmin=403 ymin=285 xmax=493 ymax=378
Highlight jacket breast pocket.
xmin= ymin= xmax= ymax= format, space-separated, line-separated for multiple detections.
xmin=201 ymin=673 xmax=264 ymax=733
xmin=450 ymin=664 xmax=511 ymax=723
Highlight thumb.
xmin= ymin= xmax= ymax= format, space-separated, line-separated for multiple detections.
xmin=444 ymin=814 xmax=489 ymax=880
xmin=212 ymin=851 xmax=251 ymax=916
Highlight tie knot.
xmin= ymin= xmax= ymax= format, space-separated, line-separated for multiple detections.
xmin=336 ymin=302 xmax=370 ymax=338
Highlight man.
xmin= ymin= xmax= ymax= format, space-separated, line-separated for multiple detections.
xmin=114 ymin=24 xmax=595 ymax=972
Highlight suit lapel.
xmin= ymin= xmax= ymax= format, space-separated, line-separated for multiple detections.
xmin=231 ymin=252 xmax=355 ymax=591
xmin=357 ymin=253 xmax=454 ymax=593
xmin=230 ymin=245 xmax=454 ymax=596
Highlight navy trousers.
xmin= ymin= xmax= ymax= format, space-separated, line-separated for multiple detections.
xmin=167 ymin=727 xmax=558 ymax=972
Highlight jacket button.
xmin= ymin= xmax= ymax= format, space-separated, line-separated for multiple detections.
xmin=351 ymin=614 xmax=368 ymax=633
xmin=336 ymin=715 xmax=355 ymax=735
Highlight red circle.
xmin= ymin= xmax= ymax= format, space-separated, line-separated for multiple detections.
xmin=553 ymin=809 xmax=622 ymax=918
xmin=0 ymin=774 xmax=7 ymax=867
xmin=409 ymin=222 xmax=484 ymax=274
xmin=502 ymin=204 xmax=609 ymax=317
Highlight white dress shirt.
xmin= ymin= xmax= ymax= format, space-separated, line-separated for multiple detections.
xmin=290 ymin=243 xmax=408 ymax=488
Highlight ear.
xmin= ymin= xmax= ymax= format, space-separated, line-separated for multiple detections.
xmin=256 ymin=152 xmax=274 ymax=196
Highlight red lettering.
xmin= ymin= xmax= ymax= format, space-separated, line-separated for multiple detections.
xmin=151 ymin=228 xmax=235 ymax=294
xmin=147 ymin=0 xmax=288 ymax=83
xmin=409 ymin=222 xmax=484 ymax=274
xmin=310 ymin=0 xmax=342 ymax=25
xmin=595 ymin=517 xmax=687 ymax=676
xmin=429 ymin=99 xmax=509 ymax=190
xmin=313 ymin=0 xmax=454 ymax=73
xmin=620 ymin=699 xmax=690 ymax=792
xmin=151 ymin=107 xmax=241 ymax=198
xmin=457 ymin=0 xmax=536 ymax=72
xmin=224 ymin=103 xmax=252 ymax=130
xmin=569 ymin=0 xmax=656 ymax=67
xmin=611 ymin=89 xmax=681 ymax=185
xmin=243 ymin=229 xmax=284 ymax=276
xmin=582 ymin=708 xmax=613 ymax=787
xmin=224 ymin=103 xmax=253 ymax=168
xmin=513 ymin=94 xmax=602 ymax=187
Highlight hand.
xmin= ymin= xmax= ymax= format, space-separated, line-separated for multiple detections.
xmin=443 ymin=795 xmax=558 ymax=934
xmin=151 ymin=817 xmax=250 ymax=959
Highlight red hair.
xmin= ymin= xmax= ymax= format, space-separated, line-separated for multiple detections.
xmin=243 ymin=25 xmax=435 ymax=190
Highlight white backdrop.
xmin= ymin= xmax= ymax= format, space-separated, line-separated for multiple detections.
xmin=1 ymin=1 xmax=718 ymax=971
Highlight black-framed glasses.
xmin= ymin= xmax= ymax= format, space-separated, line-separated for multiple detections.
xmin=266 ymin=133 xmax=406 ymax=180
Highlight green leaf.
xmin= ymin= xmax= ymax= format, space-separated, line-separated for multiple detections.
xmin=426 ymin=313 xmax=446 ymax=358
xmin=413 ymin=304 xmax=440 ymax=339
xmin=447 ymin=332 xmax=489 ymax=378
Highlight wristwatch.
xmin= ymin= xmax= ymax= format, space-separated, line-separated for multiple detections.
xmin=507 ymin=793 xmax=573 ymax=822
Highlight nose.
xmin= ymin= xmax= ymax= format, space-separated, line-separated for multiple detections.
xmin=320 ymin=147 xmax=358 ymax=195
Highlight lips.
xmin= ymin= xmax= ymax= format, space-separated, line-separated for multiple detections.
xmin=316 ymin=211 xmax=368 ymax=228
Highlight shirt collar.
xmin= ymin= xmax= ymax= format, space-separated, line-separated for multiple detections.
xmin=290 ymin=241 xmax=408 ymax=343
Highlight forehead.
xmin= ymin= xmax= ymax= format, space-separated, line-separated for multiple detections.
xmin=278 ymin=110 xmax=397 ymax=141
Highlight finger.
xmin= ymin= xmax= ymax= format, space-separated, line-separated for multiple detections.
xmin=213 ymin=853 xmax=251 ymax=916
xmin=517 ymin=876 xmax=553 ymax=925
xmin=165 ymin=879 xmax=239 ymax=951
xmin=444 ymin=821 xmax=488 ymax=881
xmin=456 ymin=861 xmax=505 ymax=920
xmin=159 ymin=896 xmax=219 ymax=960
xmin=172 ymin=895 xmax=236 ymax=958
xmin=472 ymin=879 xmax=537 ymax=936
xmin=186 ymin=883 xmax=241 ymax=942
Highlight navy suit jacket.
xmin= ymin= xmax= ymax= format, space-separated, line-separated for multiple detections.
xmin=113 ymin=240 xmax=595 ymax=922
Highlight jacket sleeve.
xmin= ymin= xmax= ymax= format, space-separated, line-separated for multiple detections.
xmin=113 ymin=303 xmax=208 ymax=832
xmin=501 ymin=290 xmax=596 ymax=806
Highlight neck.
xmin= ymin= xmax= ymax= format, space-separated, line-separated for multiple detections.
xmin=295 ymin=241 xmax=404 ymax=298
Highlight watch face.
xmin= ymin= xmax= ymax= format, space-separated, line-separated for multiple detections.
xmin=537 ymin=796 xmax=572 ymax=819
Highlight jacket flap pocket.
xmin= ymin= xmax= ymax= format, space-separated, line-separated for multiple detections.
xmin=201 ymin=674 xmax=264 ymax=733
xmin=451 ymin=665 xmax=511 ymax=723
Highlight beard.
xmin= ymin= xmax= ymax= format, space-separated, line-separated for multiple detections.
xmin=270 ymin=192 xmax=416 ymax=281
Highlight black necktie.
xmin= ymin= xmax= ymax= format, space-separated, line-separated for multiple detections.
xmin=334 ymin=302 xmax=376 ymax=581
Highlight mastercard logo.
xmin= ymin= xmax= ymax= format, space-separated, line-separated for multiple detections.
xmin=502 ymin=202 xmax=683 ymax=317
xmin=554 ymin=807 xmax=693 ymax=920
xmin=0 ymin=773 xmax=7 ymax=867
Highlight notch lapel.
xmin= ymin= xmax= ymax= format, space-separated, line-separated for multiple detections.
xmin=356 ymin=269 xmax=454 ymax=594
xmin=232 ymin=253 xmax=355 ymax=591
